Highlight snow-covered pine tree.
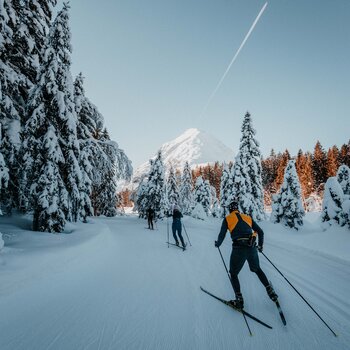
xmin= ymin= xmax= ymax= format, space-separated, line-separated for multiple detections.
xmin=12 ymin=0 xmax=57 ymax=84
xmin=203 ymin=180 xmax=212 ymax=215
xmin=135 ymin=177 xmax=148 ymax=218
xmin=93 ymin=132 xmax=119 ymax=217
xmin=167 ymin=165 xmax=179 ymax=207
xmin=144 ymin=151 xmax=166 ymax=219
xmin=336 ymin=165 xmax=350 ymax=196
xmin=321 ymin=177 xmax=346 ymax=227
xmin=3 ymin=0 xmax=57 ymax=213
xmin=0 ymin=0 xmax=23 ymax=213
xmin=0 ymin=128 xmax=10 ymax=214
xmin=33 ymin=125 xmax=68 ymax=232
xmin=22 ymin=3 xmax=82 ymax=231
xmin=73 ymin=73 xmax=95 ymax=221
xmin=237 ymin=112 xmax=265 ymax=220
xmin=180 ymin=161 xmax=193 ymax=215
xmin=193 ymin=176 xmax=210 ymax=216
xmin=219 ymin=163 xmax=233 ymax=217
xmin=271 ymin=160 xmax=305 ymax=229
xmin=49 ymin=4 xmax=81 ymax=222
xmin=210 ymin=184 xmax=220 ymax=217
xmin=232 ymin=151 xmax=254 ymax=215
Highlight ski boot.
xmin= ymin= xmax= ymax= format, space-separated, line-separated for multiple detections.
xmin=266 ymin=284 xmax=278 ymax=302
xmin=229 ymin=292 xmax=244 ymax=309
xmin=175 ymin=241 xmax=179 ymax=247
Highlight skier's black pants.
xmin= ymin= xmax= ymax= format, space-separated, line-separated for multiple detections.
xmin=229 ymin=246 xmax=269 ymax=295
xmin=172 ymin=220 xmax=185 ymax=246
xmin=148 ymin=218 xmax=153 ymax=229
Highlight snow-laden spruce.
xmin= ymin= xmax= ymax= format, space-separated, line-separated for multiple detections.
xmin=0 ymin=144 xmax=9 ymax=215
xmin=233 ymin=112 xmax=265 ymax=220
xmin=34 ymin=126 xmax=68 ymax=232
xmin=141 ymin=151 xmax=167 ymax=219
xmin=135 ymin=177 xmax=148 ymax=217
xmin=0 ymin=1 xmax=22 ymax=214
xmin=271 ymin=159 xmax=305 ymax=229
xmin=167 ymin=165 xmax=179 ymax=206
xmin=193 ymin=176 xmax=211 ymax=217
xmin=73 ymin=73 xmax=93 ymax=221
xmin=191 ymin=202 xmax=207 ymax=220
xmin=336 ymin=165 xmax=350 ymax=196
xmin=219 ymin=163 xmax=233 ymax=217
xmin=179 ymin=161 xmax=194 ymax=215
xmin=22 ymin=4 xmax=81 ymax=231
xmin=321 ymin=177 xmax=346 ymax=227
xmin=210 ymin=184 xmax=220 ymax=217
xmin=240 ymin=112 xmax=265 ymax=219
xmin=232 ymin=151 xmax=254 ymax=215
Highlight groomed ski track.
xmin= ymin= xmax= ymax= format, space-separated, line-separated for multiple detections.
xmin=0 ymin=215 xmax=349 ymax=350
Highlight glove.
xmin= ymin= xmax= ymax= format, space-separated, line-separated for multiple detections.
xmin=214 ymin=240 xmax=220 ymax=248
xmin=257 ymin=245 xmax=263 ymax=253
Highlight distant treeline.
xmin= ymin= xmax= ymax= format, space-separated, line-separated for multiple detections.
xmin=191 ymin=140 xmax=350 ymax=205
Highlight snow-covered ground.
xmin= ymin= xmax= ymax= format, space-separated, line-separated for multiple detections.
xmin=0 ymin=213 xmax=349 ymax=350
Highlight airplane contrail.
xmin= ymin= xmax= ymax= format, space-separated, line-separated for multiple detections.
xmin=199 ymin=2 xmax=268 ymax=119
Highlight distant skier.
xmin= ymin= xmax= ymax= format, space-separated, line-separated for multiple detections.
xmin=215 ymin=201 xmax=278 ymax=309
xmin=171 ymin=205 xmax=186 ymax=249
xmin=146 ymin=207 xmax=155 ymax=230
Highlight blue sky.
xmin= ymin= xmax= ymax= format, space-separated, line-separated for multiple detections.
xmin=59 ymin=0 xmax=350 ymax=167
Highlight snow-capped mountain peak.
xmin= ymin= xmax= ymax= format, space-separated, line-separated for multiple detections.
xmin=132 ymin=128 xmax=234 ymax=184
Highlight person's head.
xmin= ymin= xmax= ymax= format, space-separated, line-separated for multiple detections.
xmin=228 ymin=201 xmax=239 ymax=212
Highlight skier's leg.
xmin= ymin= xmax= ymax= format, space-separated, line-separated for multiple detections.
xmin=247 ymin=246 xmax=269 ymax=285
xmin=177 ymin=223 xmax=185 ymax=247
xmin=247 ymin=247 xmax=278 ymax=301
xmin=229 ymin=247 xmax=246 ymax=294
xmin=172 ymin=222 xmax=179 ymax=245
xmin=229 ymin=247 xmax=246 ymax=308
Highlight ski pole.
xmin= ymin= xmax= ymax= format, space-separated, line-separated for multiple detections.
xmin=182 ymin=223 xmax=192 ymax=246
xmin=217 ymin=246 xmax=253 ymax=336
xmin=261 ymin=251 xmax=337 ymax=337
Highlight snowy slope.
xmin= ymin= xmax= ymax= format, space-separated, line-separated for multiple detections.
xmin=0 ymin=213 xmax=349 ymax=350
xmin=132 ymin=128 xmax=234 ymax=184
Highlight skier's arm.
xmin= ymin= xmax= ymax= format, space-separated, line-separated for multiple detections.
xmin=216 ymin=219 xmax=228 ymax=247
xmin=252 ymin=220 xmax=264 ymax=247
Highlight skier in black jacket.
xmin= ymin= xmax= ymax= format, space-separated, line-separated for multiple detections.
xmin=146 ymin=208 xmax=155 ymax=230
xmin=215 ymin=201 xmax=278 ymax=309
xmin=171 ymin=205 xmax=186 ymax=249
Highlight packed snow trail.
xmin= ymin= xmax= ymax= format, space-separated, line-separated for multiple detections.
xmin=0 ymin=215 xmax=349 ymax=350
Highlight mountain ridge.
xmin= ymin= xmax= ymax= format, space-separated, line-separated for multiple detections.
xmin=131 ymin=128 xmax=234 ymax=185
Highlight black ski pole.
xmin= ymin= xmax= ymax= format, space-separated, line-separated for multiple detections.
xmin=261 ymin=251 xmax=337 ymax=337
xmin=182 ymin=223 xmax=192 ymax=246
xmin=217 ymin=246 xmax=253 ymax=336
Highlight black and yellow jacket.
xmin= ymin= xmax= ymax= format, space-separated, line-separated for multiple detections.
xmin=216 ymin=210 xmax=264 ymax=247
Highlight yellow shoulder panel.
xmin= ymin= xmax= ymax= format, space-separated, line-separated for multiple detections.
xmin=226 ymin=212 xmax=239 ymax=232
xmin=240 ymin=214 xmax=252 ymax=227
